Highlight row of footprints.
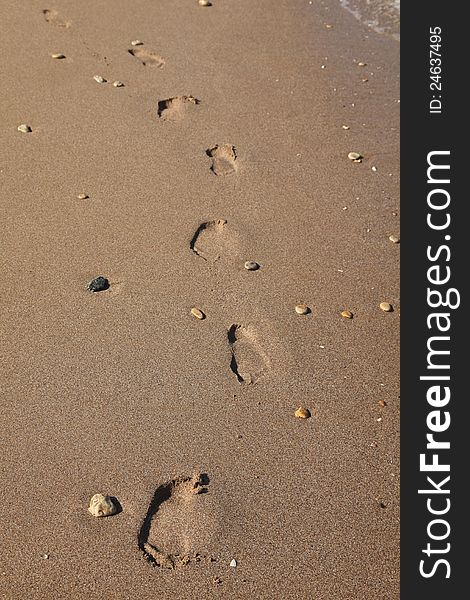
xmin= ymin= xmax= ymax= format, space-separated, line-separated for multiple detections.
xmin=43 ymin=7 xmax=270 ymax=570
xmin=42 ymin=7 xmax=238 ymax=174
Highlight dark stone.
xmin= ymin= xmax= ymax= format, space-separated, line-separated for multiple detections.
xmin=87 ymin=276 xmax=110 ymax=292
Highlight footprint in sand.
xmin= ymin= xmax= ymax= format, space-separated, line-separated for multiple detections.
xmin=228 ymin=324 xmax=271 ymax=385
xmin=190 ymin=219 xmax=240 ymax=262
xmin=138 ymin=474 xmax=214 ymax=569
xmin=128 ymin=48 xmax=165 ymax=68
xmin=206 ymin=144 xmax=237 ymax=176
xmin=42 ymin=8 xmax=71 ymax=28
xmin=157 ymin=96 xmax=200 ymax=121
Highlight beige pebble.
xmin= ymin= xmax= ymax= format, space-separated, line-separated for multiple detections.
xmin=378 ymin=400 xmax=387 ymax=407
xmin=51 ymin=53 xmax=66 ymax=59
xmin=88 ymin=494 xmax=119 ymax=517
xmin=341 ymin=124 xmax=350 ymax=130
xmin=341 ymin=310 xmax=353 ymax=319
xmin=93 ymin=75 xmax=106 ymax=84
xmin=295 ymin=304 xmax=309 ymax=315
xmin=113 ymin=80 xmax=125 ymax=87
xmin=295 ymin=407 xmax=311 ymax=419
xmin=348 ymin=152 xmax=362 ymax=162
xmin=244 ymin=261 xmax=260 ymax=271
xmin=191 ymin=307 xmax=205 ymax=320
xmin=325 ymin=24 xmax=333 ymax=29
xmin=389 ymin=234 xmax=400 ymax=244
xmin=379 ymin=302 xmax=393 ymax=312
xmin=358 ymin=61 xmax=367 ymax=67
xmin=198 ymin=0 xmax=212 ymax=5
xmin=131 ymin=40 xmax=144 ymax=46
xmin=77 ymin=193 xmax=89 ymax=200
xmin=18 ymin=124 xmax=32 ymax=133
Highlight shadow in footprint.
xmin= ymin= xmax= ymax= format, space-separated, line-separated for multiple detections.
xmin=138 ymin=474 xmax=210 ymax=569
xmin=157 ymin=96 xmax=200 ymax=121
xmin=206 ymin=144 xmax=237 ymax=176
xmin=128 ymin=48 xmax=165 ymax=68
xmin=228 ymin=324 xmax=271 ymax=385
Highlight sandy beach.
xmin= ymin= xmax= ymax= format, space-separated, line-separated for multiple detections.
xmin=0 ymin=1 xmax=399 ymax=598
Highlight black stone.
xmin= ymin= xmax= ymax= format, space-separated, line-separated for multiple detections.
xmin=88 ymin=276 xmax=110 ymax=292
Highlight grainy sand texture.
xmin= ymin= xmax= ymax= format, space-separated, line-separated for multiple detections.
xmin=0 ymin=0 xmax=399 ymax=598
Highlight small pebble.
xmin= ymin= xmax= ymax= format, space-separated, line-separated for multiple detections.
xmin=191 ymin=307 xmax=205 ymax=320
xmin=378 ymin=400 xmax=387 ymax=407
xmin=295 ymin=407 xmax=311 ymax=419
xmin=389 ymin=234 xmax=400 ymax=244
xmin=230 ymin=559 xmax=237 ymax=568
xmin=43 ymin=554 xmax=49 ymax=560
xmin=51 ymin=53 xmax=66 ymax=59
xmin=113 ymin=80 xmax=125 ymax=87
xmin=77 ymin=193 xmax=89 ymax=200
xmin=295 ymin=304 xmax=310 ymax=315
xmin=87 ymin=276 xmax=110 ymax=293
xmin=88 ymin=493 xmax=119 ymax=517
xmin=341 ymin=125 xmax=350 ymax=130
xmin=379 ymin=302 xmax=393 ymax=312
xmin=17 ymin=124 xmax=32 ymax=133
xmin=341 ymin=310 xmax=353 ymax=319
xmin=244 ymin=261 xmax=260 ymax=271
xmin=325 ymin=24 xmax=333 ymax=29
xmin=371 ymin=165 xmax=377 ymax=172
xmin=93 ymin=75 xmax=106 ymax=84
xmin=198 ymin=0 xmax=212 ymax=5
xmin=131 ymin=40 xmax=144 ymax=46
xmin=212 ymin=577 xmax=222 ymax=585
xmin=358 ymin=61 xmax=367 ymax=67
xmin=348 ymin=152 xmax=362 ymax=162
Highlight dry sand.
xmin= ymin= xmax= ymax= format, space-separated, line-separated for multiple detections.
xmin=0 ymin=0 xmax=399 ymax=598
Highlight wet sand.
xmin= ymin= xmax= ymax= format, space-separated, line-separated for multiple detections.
xmin=0 ymin=1 xmax=399 ymax=598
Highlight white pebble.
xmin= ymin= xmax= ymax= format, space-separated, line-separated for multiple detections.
xmin=191 ymin=307 xmax=206 ymax=320
xmin=93 ymin=75 xmax=106 ymax=84
xmin=348 ymin=152 xmax=362 ymax=162
xmin=295 ymin=304 xmax=309 ymax=315
xmin=131 ymin=40 xmax=144 ymax=46
xmin=17 ymin=124 xmax=32 ymax=133
xmin=88 ymin=493 xmax=119 ymax=517
xmin=230 ymin=559 xmax=237 ymax=567
xmin=113 ymin=81 xmax=124 ymax=87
